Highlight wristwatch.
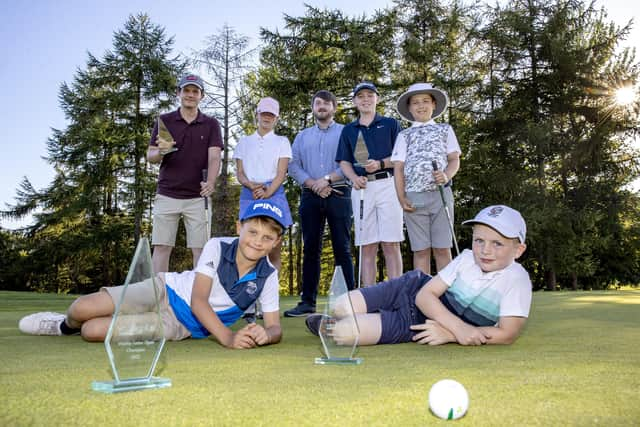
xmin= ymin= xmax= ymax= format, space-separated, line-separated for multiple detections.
xmin=324 ymin=175 xmax=331 ymax=183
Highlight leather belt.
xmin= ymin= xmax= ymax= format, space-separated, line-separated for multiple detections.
xmin=366 ymin=170 xmax=393 ymax=181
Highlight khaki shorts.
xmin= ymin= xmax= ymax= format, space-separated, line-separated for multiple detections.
xmin=351 ymin=178 xmax=404 ymax=246
xmin=152 ymin=194 xmax=211 ymax=248
xmin=404 ymin=187 xmax=453 ymax=251
xmin=102 ymin=276 xmax=191 ymax=341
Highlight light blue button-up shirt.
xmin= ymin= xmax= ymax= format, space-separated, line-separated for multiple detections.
xmin=289 ymin=121 xmax=346 ymax=186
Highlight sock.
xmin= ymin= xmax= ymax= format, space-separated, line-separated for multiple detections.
xmin=59 ymin=320 xmax=81 ymax=335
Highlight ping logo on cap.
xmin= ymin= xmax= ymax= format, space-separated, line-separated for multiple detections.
xmin=252 ymin=202 xmax=283 ymax=218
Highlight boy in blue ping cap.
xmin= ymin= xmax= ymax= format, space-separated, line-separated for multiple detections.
xmin=19 ymin=199 xmax=286 ymax=349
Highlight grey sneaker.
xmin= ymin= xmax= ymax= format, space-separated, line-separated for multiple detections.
xmin=18 ymin=312 xmax=65 ymax=335
xmin=284 ymin=302 xmax=316 ymax=317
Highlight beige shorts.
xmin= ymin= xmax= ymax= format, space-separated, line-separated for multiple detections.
xmin=351 ymin=177 xmax=404 ymax=246
xmin=152 ymin=194 xmax=211 ymax=248
xmin=102 ymin=276 xmax=191 ymax=341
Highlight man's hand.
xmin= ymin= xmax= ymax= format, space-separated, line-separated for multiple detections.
xmin=200 ymin=180 xmax=215 ymax=197
xmin=156 ymin=136 xmax=176 ymax=155
xmin=410 ymin=320 xmax=455 ymax=345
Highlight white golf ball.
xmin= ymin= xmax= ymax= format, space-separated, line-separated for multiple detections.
xmin=428 ymin=379 xmax=469 ymax=420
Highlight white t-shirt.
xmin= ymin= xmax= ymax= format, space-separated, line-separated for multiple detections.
xmin=438 ymin=249 xmax=532 ymax=325
xmin=233 ymin=131 xmax=292 ymax=183
xmin=164 ymin=237 xmax=279 ymax=314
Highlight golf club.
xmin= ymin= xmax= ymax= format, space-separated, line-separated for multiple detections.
xmin=202 ymin=169 xmax=211 ymax=241
xmin=431 ymin=160 xmax=460 ymax=256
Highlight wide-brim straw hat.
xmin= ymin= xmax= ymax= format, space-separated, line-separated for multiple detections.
xmin=396 ymin=83 xmax=448 ymax=122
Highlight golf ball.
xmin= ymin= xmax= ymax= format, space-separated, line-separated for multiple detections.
xmin=428 ymin=379 xmax=469 ymax=420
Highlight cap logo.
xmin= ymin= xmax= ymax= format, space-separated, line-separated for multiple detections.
xmin=186 ymin=75 xmax=197 ymax=81
xmin=487 ymin=206 xmax=504 ymax=217
xmin=253 ymin=202 xmax=283 ymax=218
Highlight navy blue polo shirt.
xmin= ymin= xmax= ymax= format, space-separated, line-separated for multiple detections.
xmin=335 ymin=114 xmax=402 ymax=176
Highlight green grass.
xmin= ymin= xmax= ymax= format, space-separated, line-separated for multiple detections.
xmin=1 ymin=290 xmax=639 ymax=426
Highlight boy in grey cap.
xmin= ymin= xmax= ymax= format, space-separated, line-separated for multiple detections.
xmin=305 ymin=205 xmax=532 ymax=346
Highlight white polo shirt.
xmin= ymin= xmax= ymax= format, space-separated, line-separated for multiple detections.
xmin=233 ymin=131 xmax=292 ymax=182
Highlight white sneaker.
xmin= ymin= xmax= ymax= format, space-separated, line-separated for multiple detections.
xmin=18 ymin=312 xmax=65 ymax=335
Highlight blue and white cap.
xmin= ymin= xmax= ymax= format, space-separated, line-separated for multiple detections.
xmin=178 ymin=73 xmax=205 ymax=90
xmin=462 ymin=205 xmax=526 ymax=243
xmin=241 ymin=199 xmax=287 ymax=230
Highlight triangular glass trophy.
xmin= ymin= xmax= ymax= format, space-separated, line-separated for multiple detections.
xmin=314 ymin=267 xmax=363 ymax=365
xmin=157 ymin=116 xmax=178 ymax=155
xmin=91 ymin=237 xmax=171 ymax=393
xmin=353 ymin=130 xmax=369 ymax=167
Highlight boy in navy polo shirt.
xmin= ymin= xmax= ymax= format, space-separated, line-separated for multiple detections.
xmin=19 ymin=200 xmax=286 ymax=349
xmin=306 ymin=205 xmax=532 ymax=346
xmin=335 ymin=82 xmax=404 ymax=287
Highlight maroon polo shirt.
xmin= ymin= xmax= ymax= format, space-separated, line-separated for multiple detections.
xmin=150 ymin=109 xmax=223 ymax=199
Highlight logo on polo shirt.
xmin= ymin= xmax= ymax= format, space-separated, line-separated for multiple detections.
xmin=206 ymin=260 xmax=216 ymax=268
xmin=245 ymin=281 xmax=257 ymax=295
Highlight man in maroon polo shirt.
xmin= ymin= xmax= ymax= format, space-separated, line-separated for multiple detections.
xmin=147 ymin=73 xmax=223 ymax=274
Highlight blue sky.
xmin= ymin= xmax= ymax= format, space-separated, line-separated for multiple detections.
xmin=1 ymin=0 xmax=637 ymax=229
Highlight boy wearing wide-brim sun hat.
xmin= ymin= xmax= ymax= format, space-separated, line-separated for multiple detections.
xmin=391 ymin=83 xmax=462 ymax=275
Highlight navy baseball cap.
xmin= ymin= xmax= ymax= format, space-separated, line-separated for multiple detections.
xmin=178 ymin=74 xmax=205 ymax=91
xmin=241 ymin=200 xmax=287 ymax=230
xmin=353 ymin=81 xmax=379 ymax=96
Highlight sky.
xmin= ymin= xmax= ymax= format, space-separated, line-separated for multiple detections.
xmin=1 ymin=0 xmax=638 ymax=230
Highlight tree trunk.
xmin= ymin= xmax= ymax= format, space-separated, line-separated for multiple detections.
xmin=545 ymin=269 xmax=556 ymax=291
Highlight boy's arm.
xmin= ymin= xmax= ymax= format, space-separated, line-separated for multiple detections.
xmin=414 ymin=276 xmax=490 ymax=346
xmin=393 ymin=161 xmax=414 ymax=212
xmin=477 ymin=317 xmax=527 ymax=345
xmin=190 ymin=273 xmax=257 ymax=349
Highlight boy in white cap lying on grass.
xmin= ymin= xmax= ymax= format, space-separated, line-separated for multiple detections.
xmin=306 ymin=205 xmax=532 ymax=346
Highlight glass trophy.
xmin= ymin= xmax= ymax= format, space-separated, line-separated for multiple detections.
xmin=314 ymin=267 xmax=363 ymax=365
xmin=91 ymin=237 xmax=171 ymax=393
xmin=353 ymin=130 xmax=370 ymax=167
xmin=157 ymin=116 xmax=178 ymax=155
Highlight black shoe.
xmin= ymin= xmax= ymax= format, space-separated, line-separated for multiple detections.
xmin=284 ymin=302 xmax=316 ymax=317
xmin=305 ymin=314 xmax=328 ymax=336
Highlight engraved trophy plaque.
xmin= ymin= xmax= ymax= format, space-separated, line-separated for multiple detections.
xmin=157 ymin=116 xmax=178 ymax=155
xmin=91 ymin=237 xmax=171 ymax=393
xmin=314 ymin=267 xmax=363 ymax=365
xmin=353 ymin=130 xmax=369 ymax=167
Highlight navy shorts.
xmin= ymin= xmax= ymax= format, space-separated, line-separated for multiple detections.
xmin=360 ymin=270 xmax=431 ymax=344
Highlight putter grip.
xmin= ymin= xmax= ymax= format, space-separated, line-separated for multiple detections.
xmin=202 ymin=169 xmax=208 ymax=210
xmin=431 ymin=160 xmax=438 ymax=171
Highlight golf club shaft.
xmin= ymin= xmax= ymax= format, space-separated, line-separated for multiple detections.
xmin=432 ymin=161 xmax=460 ymax=256
xmin=202 ymin=169 xmax=210 ymax=240
xmin=358 ymin=188 xmax=364 ymax=288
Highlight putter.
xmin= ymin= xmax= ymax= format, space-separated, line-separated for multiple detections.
xmin=353 ymin=131 xmax=370 ymax=288
xmin=202 ymin=169 xmax=211 ymax=241
xmin=431 ymin=160 xmax=460 ymax=256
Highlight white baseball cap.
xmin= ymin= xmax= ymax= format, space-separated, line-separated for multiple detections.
xmin=462 ymin=205 xmax=526 ymax=243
